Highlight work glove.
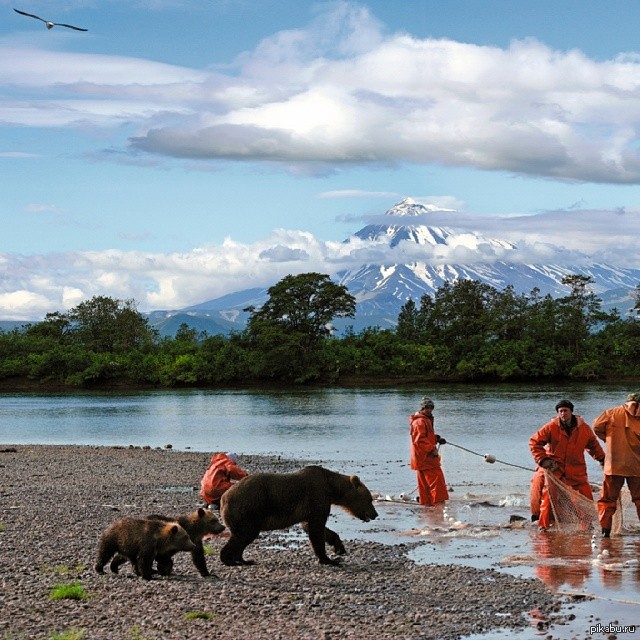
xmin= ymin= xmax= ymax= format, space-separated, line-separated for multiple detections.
xmin=436 ymin=435 xmax=446 ymax=445
xmin=539 ymin=458 xmax=558 ymax=471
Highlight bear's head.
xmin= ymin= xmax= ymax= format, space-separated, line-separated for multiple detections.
xmin=163 ymin=523 xmax=197 ymax=553
xmin=192 ymin=507 xmax=225 ymax=536
xmin=339 ymin=475 xmax=379 ymax=522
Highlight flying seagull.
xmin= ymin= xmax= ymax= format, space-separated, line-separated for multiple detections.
xmin=13 ymin=8 xmax=88 ymax=31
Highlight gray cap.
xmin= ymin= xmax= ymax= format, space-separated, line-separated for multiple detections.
xmin=420 ymin=396 xmax=434 ymax=410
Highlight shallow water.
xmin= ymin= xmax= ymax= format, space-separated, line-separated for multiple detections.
xmin=2 ymin=383 xmax=639 ymax=637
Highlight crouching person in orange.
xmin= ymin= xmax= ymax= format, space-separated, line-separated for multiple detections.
xmin=410 ymin=396 xmax=449 ymax=505
xmin=593 ymin=392 xmax=640 ymax=538
xmin=529 ymin=399 xmax=605 ymax=531
xmin=200 ymin=452 xmax=248 ymax=509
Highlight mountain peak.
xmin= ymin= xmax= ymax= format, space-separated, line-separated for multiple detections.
xmin=385 ymin=197 xmax=453 ymax=217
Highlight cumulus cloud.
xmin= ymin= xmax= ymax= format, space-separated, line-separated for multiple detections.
xmin=127 ymin=13 xmax=640 ymax=182
xmin=3 ymin=3 xmax=640 ymax=182
xmin=0 ymin=205 xmax=636 ymax=320
xmin=259 ymin=245 xmax=310 ymax=262
xmin=435 ymin=207 xmax=640 ymax=260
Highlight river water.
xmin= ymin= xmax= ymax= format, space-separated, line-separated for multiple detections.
xmin=2 ymin=382 xmax=639 ymax=637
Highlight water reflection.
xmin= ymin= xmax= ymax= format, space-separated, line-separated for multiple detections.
xmin=593 ymin=537 xmax=640 ymax=590
xmin=531 ymin=531 xmax=593 ymax=590
xmin=530 ymin=530 xmax=640 ymax=595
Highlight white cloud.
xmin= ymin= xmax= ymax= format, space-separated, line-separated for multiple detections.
xmin=0 ymin=151 xmax=41 ymax=158
xmin=0 ymin=206 xmax=635 ymax=320
xmin=0 ymin=290 xmax=53 ymax=321
xmin=3 ymin=4 xmax=640 ymax=182
xmin=23 ymin=204 xmax=68 ymax=215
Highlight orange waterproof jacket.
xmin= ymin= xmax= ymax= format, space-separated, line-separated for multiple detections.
xmin=410 ymin=412 xmax=441 ymax=471
xmin=529 ymin=415 xmax=604 ymax=484
xmin=593 ymin=402 xmax=640 ymax=477
xmin=200 ymin=453 xmax=248 ymax=504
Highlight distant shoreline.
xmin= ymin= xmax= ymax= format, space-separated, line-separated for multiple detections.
xmin=1 ymin=375 xmax=638 ymax=393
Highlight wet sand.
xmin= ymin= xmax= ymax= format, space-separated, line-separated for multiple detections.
xmin=0 ymin=444 xmax=574 ymax=640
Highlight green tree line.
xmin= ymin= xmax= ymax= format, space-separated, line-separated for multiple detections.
xmin=1 ymin=273 xmax=639 ymax=387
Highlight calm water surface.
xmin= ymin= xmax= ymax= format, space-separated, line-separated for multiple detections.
xmin=2 ymin=382 xmax=639 ymax=637
xmin=0 ymin=382 xmax=632 ymax=495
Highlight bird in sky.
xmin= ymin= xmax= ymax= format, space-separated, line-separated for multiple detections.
xmin=13 ymin=8 xmax=88 ymax=31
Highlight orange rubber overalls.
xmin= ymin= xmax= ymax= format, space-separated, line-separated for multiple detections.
xmin=410 ymin=411 xmax=449 ymax=505
xmin=593 ymin=401 xmax=640 ymax=531
xmin=529 ymin=416 xmax=604 ymax=529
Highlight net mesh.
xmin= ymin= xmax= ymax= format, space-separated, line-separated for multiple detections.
xmin=612 ymin=487 xmax=639 ymax=534
xmin=544 ymin=470 xmax=597 ymax=532
xmin=544 ymin=471 xmax=638 ymax=534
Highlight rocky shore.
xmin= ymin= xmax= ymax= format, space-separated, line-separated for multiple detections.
xmin=0 ymin=445 xmax=567 ymax=639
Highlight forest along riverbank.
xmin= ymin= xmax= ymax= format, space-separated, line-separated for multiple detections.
xmin=0 ymin=445 xmax=571 ymax=640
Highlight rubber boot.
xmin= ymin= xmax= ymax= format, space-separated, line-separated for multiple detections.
xmin=601 ymin=528 xmax=611 ymax=538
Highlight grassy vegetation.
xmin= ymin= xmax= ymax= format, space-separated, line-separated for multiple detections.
xmin=49 ymin=581 xmax=89 ymax=602
xmin=130 ymin=626 xmax=147 ymax=640
xmin=184 ymin=611 xmax=217 ymax=621
xmin=48 ymin=629 xmax=85 ymax=640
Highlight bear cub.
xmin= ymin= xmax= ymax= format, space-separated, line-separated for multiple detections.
xmin=95 ymin=517 xmax=195 ymax=580
xmin=110 ymin=508 xmax=225 ymax=577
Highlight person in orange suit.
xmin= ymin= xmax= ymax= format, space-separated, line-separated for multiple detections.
xmin=410 ymin=396 xmax=449 ymax=506
xmin=529 ymin=399 xmax=605 ymax=530
xmin=200 ymin=452 xmax=248 ymax=509
xmin=593 ymin=391 xmax=640 ymax=538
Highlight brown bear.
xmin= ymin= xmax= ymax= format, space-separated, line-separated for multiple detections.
xmin=95 ymin=517 xmax=195 ymax=580
xmin=109 ymin=508 xmax=225 ymax=577
xmin=219 ymin=465 xmax=378 ymax=566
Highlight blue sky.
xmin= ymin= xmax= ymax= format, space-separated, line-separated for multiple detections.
xmin=2 ymin=0 xmax=640 ymax=319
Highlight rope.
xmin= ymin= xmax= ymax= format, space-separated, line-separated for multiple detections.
xmin=445 ymin=440 xmax=536 ymax=473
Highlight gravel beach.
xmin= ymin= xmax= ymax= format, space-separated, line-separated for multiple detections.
xmin=0 ymin=445 xmax=566 ymax=640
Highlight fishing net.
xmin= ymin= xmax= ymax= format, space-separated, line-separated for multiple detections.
xmin=544 ymin=470 xmax=598 ymax=532
xmin=612 ymin=488 xmax=640 ymax=534
xmin=545 ymin=471 xmax=639 ymax=534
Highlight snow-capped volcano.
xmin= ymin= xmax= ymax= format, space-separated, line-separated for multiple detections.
xmin=333 ymin=197 xmax=640 ymax=329
xmin=350 ymin=197 xmax=515 ymax=250
xmin=148 ymin=198 xmax=640 ymax=335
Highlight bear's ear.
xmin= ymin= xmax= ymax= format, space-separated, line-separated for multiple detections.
xmin=349 ymin=475 xmax=362 ymax=488
xmin=197 ymin=507 xmax=206 ymax=518
xmin=169 ymin=524 xmax=180 ymax=536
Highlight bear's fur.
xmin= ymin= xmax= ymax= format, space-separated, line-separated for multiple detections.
xmin=219 ymin=465 xmax=378 ymax=566
xmin=95 ymin=517 xmax=195 ymax=580
xmin=109 ymin=508 xmax=224 ymax=577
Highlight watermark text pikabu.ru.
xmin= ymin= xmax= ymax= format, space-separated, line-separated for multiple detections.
xmin=590 ymin=623 xmax=636 ymax=634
